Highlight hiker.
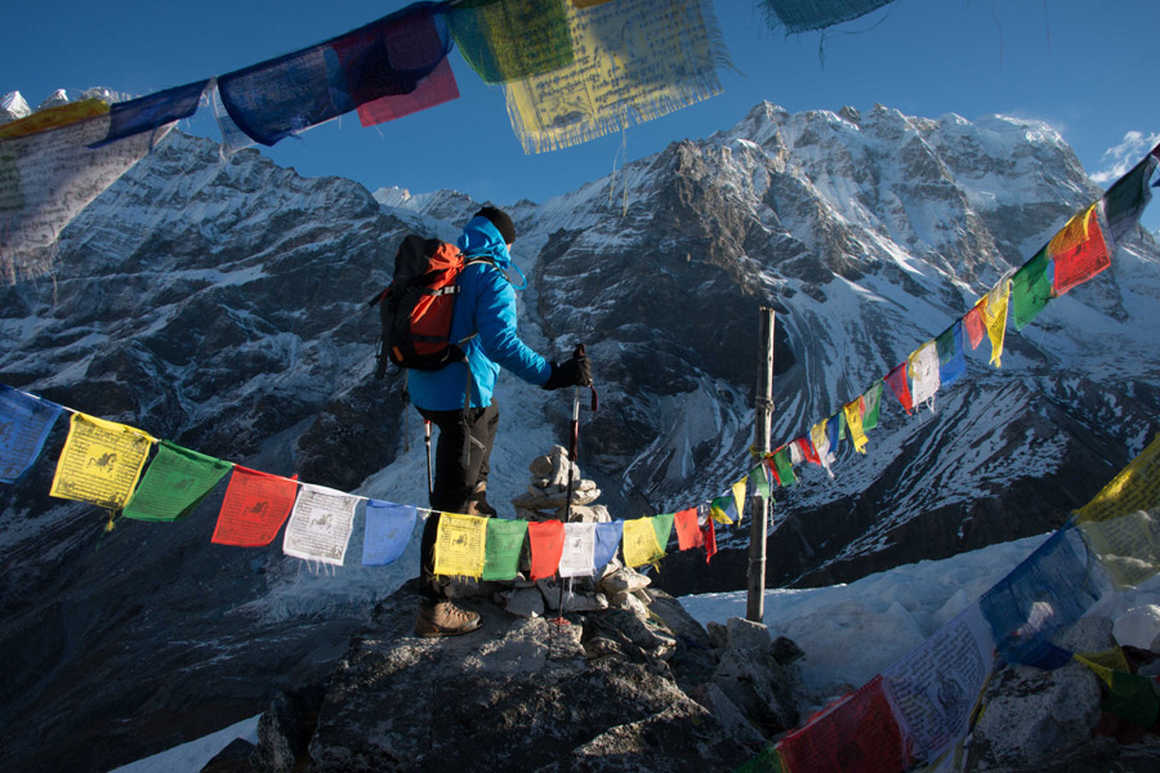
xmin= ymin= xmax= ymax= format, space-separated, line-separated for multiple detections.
xmin=410 ymin=206 xmax=592 ymax=637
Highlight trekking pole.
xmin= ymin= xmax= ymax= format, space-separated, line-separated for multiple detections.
xmin=424 ymin=420 xmax=434 ymax=498
xmin=554 ymin=384 xmax=583 ymax=624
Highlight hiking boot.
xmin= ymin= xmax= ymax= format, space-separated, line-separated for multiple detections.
xmin=414 ymin=600 xmax=482 ymax=638
xmin=467 ymin=481 xmax=497 ymax=516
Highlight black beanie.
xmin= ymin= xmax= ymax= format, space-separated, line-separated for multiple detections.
xmin=474 ymin=206 xmax=516 ymax=245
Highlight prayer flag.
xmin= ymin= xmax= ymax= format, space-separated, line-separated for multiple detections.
xmin=1010 ymin=247 xmax=1053 ymax=331
xmin=361 ymin=500 xmax=417 ymax=566
xmin=1102 ymin=153 xmax=1157 ymax=241
xmin=1074 ymin=433 xmax=1160 ymax=524
xmin=935 ymin=321 xmax=966 ymax=386
xmin=979 ymin=527 xmax=1104 ymax=669
xmin=788 ymin=441 xmax=804 ymax=466
xmin=826 ymin=411 xmax=846 ymax=455
xmin=0 ymin=385 xmax=62 ymax=483
xmin=1 ymin=106 xmax=174 ymax=280
xmin=796 ymin=436 xmax=821 ymax=465
xmin=1080 ymin=509 xmax=1160 ymax=589
xmin=766 ymin=457 xmax=781 ymax=487
xmin=527 ymin=518 xmax=565 ymax=580
xmin=710 ymin=494 xmax=738 ymax=525
xmin=702 ymin=514 xmax=718 ymax=563
xmin=482 ymin=516 xmax=528 ymax=580
xmin=88 ymin=80 xmax=208 ymax=149
xmin=282 ymin=483 xmax=359 ymax=566
xmin=1076 ymin=649 xmax=1160 ymax=727
xmin=503 ymin=0 xmax=728 ymax=153
xmin=963 ymin=300 xmax=986 ymax=349
xmin=433 ymin=511 xmax=488 ymax=578
xmin=844 ymin=398 xmax=868 ymax=454
xmin=674 ymin=507 xmax=703 ymax=550
xmin=772 ymin=448 xmax=797 ymax=487
xmin=593 ymin=520 xmax=623 ymax=572
xmin=0 ymin=99 xmax=109 ymax=140
xmin=652 ymin=511 xmax=675 ymax=552
xmin=559 ymin=521 xmax=597 ymax=578
xmin=861 ymin=382 xmax=883 ymax=431
xmin=449 ymin=0 xmax=573 ymax=84
xmin=736 ymin=745 xmax=786 ymax=773
xmin=49 ymin=413 xmax=155 ymax=511
xmin=123 ymin=440 xmax=232 ymax=522
xmin=1049 ymin=203 xmax=1110 ymax=296
xmin=811 ymin=419 xmax=835 ymax=478
xmin=750 ymin=462 xmax=772 ymax=499
xmin=908 ymin=340 xmax=940 ymax=410
xmin=1075 ymin=647 xmax=1132 ymax=689
xmin=623 ymin=515 xmax=664 ymax=568
xmin=354 ymin=55 xmax=459 ymax=127
xmin=732 ymin=476 xmax=747 ymax=524
xmin=778 ymin=675 xmax=910 ymax=773
xmin=759 ymin=0 xmax=895 ymax=34
xmin=217 ymin=4 xmax=452 ymax=146
xmin=884 ymin=362 xmax=914 ymax=415
xmin=981 ymin=278 xmax=1011 ymax=367
xmin=211 ymin=466 xmax=298 ymax=547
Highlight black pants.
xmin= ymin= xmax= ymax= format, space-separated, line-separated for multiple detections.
xmin=417 ymin=403 xmax=499 ymax=598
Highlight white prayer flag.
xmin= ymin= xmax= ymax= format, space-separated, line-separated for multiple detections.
xmin=558 ymin=522 xmax=597 ymax=578
xmin=282 ymin=483 xmax=358 ymax=566
xmin=908 ymin=340 xmax=941 ymax=411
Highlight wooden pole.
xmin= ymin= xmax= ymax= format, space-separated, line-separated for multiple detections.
xmin=747 ymin=307 xmax=775 ymax=622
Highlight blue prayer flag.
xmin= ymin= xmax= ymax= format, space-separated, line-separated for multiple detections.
xmin=217 ymin=3 xmax=451 ymax=146
xmin=0 ymin=385 xmax=63 ymax=484
xmin=593 ymin=520 xmax=624 ymax=573
xmin=88 ymin=80 xmax=209 ymax=149
xmin=936 ymin=322 xmax=967 ymax=386
xmin=361 ymin=500 xmax=417 ymax=566
xmin=760 ymin=0 xmax=894 ymax=33
xmin=980 ymin=526 xmax=1106 ymax=668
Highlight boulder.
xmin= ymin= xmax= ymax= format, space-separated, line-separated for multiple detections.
xmin=1113 ymin=605 xmax=1160 ymax=654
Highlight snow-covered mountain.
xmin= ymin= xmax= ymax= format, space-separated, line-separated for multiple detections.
xmin=2 ymin=98 xmax=1158 ymax=771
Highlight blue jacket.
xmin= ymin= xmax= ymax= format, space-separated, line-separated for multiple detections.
xmin=408 ymin=217 xmax=551 ymax=411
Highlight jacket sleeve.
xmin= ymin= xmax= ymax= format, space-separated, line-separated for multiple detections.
xmin=472 ymin=267 xmax=552 ymax=385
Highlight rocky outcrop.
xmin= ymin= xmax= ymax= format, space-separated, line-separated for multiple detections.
xmin=239 ymin=582 xmax=801 ymax=772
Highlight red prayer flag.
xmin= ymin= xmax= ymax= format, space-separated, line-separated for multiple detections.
xmin=765 ymin=457 xmax=781 ymax=487
xmin=211 ymin=466 xmax=299 ymax=547
xmin=356 ymin=56 xmax=459 ymax=127
xmin=778 ymin=676 xmax=911 ymax=773
xmin=884 ymin=362 xmax=914 ymax=415
xmin=1050 ymin=204 xmax=1110 ymax=296
xmin=527 ymin=519 xmax=565 ymax=580
xmin=674 ymin=507 xmax=703 ymax=550
xmin=963 ymin=301 xmax=986 ymax=350
xmin=796 ymin=436 xmax=821 ymax=465
xmin=701 ymin=516 xmax=717 ymax=564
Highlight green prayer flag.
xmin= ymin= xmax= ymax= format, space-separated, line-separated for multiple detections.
xmin=1103 ymin=154 xmax=1156 ymax=242
xmin=862 ymin=382 xmax=883 ymax=431
xmin=1010 ymin=246 xmax=1053 ymax=330
xmin=735 ymin=743 xmax=785 ymax=773
xmin=449 ymin=0 xmax=573 ymax=84
xmin=750 ymin=463 xmax=772 ymax=499
xmin=1104 ymin=670 xmax=1160 ymax=728
xmin=123 ymin=440 xmax=232 ymax=522
xmin=481 ymin=517 xmax=528 ymax=581
xmin=773 ymin=449 xmax=797 ymax=487
xmin=652 ymin=512 xmax=675 ymax=551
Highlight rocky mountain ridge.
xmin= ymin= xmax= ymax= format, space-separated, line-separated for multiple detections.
xmin=1 ymin=98 xmax=1158 ymax=770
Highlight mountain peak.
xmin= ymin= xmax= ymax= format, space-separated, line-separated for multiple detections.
xmin=0 ymin=90 xmax=30 ymax=123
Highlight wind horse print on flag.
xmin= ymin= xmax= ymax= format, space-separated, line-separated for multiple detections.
xmin=49 ymin=413 xmax=155 ymax=511
xmin=0 ymin=102 xmax=175 ymax=281
xmin=502 ymin=0 xmax=729 ymax=153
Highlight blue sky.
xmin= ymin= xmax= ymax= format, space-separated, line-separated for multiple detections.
xmin=6 ymin=0 xmax=1159 ymax=232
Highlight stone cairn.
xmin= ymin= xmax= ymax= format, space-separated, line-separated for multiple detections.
xmin=490 ymin=444 xmax=654 ymax=619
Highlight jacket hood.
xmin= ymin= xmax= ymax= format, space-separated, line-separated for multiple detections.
xmin=458 ymin=216 xmax=512 ymax=269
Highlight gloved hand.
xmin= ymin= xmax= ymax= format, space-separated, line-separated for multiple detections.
xmin=543 ymin=345 xmax=593 ymax=390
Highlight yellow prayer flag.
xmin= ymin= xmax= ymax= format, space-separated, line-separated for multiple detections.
xmin=623 ymin=516 xmax=664 ymax=567
xmin=810 ymin=418 xmax=829 ymax=458
xmin=1075 ymin=648 xmax=1131 ymax=688
xmin=980 ymin=278 xmax=1011 ymax=368
xmin=432 ymin=512 xmax=487 ymax=578
xmin=844 ymin=399 xmax=868 ymax=454
xmin=49 ymin=412 xmax=155 ymax=510
xmin=0 ymin=99 xmax=109 ymax=140
xmin=732 ymin=477 xmax=747 ymax=523
xmin=1048 ymin=204 xmax=1097 ymax=255
xmin=1076 ymin=433 xmax=1160 ymax=524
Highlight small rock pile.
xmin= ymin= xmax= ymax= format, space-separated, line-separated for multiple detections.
xmin=487 ymin=445 xmax=655 ymax=619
